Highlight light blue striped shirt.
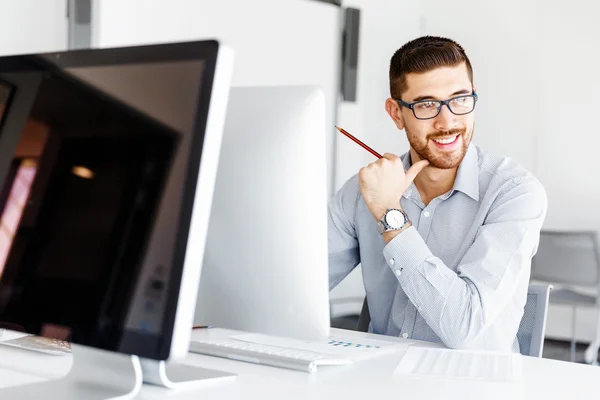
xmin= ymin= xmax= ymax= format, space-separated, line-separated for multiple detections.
xmin=328 ymin=144 xmax=547 ymax=352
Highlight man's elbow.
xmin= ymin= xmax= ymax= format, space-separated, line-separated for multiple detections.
xmin=440 ymin=322 xmax=486 ymax=349
xmin=442 ymin=335 xmax=471 ymax=349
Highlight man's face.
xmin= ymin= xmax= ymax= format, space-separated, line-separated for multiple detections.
xmin=390 ymin=63 xmax=475 ymax=169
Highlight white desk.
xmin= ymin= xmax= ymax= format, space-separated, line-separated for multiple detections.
xmin=1 ymin=328 xmax=599 ymax=400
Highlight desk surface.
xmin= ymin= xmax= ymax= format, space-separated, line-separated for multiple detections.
xmin=1 ymin=328 xmax=599 ymax=400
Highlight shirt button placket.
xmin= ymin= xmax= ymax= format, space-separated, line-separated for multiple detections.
xmin=417 ymin=200 xmax=438 ymax=239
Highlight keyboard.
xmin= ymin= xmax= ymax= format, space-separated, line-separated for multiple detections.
xmin=0 ymin=334 xmax=71 ymax=356
xmin=190 ymin=339 xmax=352 ymax=373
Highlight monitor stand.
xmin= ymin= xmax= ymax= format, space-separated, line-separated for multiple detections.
xmin=1 ymin=344 xmax=236 ymax=399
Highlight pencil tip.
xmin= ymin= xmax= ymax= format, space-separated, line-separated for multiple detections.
xmin=335 ymin=125 xmax=342 ymax=131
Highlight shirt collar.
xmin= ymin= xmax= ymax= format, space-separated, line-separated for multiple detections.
xmin=400 ymin=143 xmax=480 ymax=201
xmin=453 ymin=143 xmax=480 ymax=201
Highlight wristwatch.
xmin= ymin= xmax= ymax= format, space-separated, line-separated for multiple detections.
xmin=378 ymin=208 xmax=410 ymax=234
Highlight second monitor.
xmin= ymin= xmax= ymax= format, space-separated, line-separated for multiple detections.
xmin=195 ymin=85 xmax=330 ymax=342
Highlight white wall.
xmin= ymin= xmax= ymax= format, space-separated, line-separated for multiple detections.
xmin=0 ymin=0 xmax=68 ymax=56
xmin=536 ymin=0 xmax=600 ymax=232
xmin=534 ymin=0 xmax=600 ymax=342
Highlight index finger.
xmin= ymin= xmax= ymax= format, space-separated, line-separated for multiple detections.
xmin=382 ymin=153 xmax=401 ymax=162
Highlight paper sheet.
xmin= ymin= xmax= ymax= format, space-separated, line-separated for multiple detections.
xmin=230 ymin=333 xmax=410 ymax=361
xmin=394 ymin=347 xmax=522 ymax=381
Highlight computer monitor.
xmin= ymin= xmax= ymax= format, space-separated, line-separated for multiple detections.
xmin=0 ymin=41 xmax=235 ymax=398
xmin=194 ymin=86 xmax=330 ymax=342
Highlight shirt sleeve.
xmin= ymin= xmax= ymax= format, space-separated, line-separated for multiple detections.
xmin=382 ymin=177 xmax=547 ymax=349
xmin=328 ymin=175 xmax=362 ymax=290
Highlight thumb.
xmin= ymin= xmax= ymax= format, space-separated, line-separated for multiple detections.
xmin=405 ymin=159 xmax=430 ymax=183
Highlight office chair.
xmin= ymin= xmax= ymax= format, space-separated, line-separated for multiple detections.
xmin=517 ymin=283 xmax=553 ymax=357
xmin=356 ymin=299 xmax=370 ymax=333
xmin=356 ymin=283 xmax=553 ymax=357
xmin=329 ymin=296 xmax=366 ymax=330
xmin=530 ymin=230 xmax=600 ymax=364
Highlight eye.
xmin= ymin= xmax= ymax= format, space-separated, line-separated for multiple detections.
xmin=415 ymin=101 xmax=437 ymax=110
xmin=451 ymin=97 xmax=468 ymax=105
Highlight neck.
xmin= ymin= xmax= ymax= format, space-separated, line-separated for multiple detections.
xmin=410 ymin=148 xmax=458 ymax=205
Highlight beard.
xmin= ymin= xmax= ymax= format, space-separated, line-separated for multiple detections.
xmin=406 ymin=125 xmax=472 ymax=169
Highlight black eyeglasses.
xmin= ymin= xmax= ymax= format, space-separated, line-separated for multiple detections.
xmin=395 ymin=91 xmax=478 ymax=120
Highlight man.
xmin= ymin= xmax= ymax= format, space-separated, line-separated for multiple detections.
xmin=328 ymin=36 xmax=547 ymax=352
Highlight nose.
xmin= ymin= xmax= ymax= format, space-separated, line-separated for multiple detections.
xmin=433 ymin=104 xmax=458 ymax=131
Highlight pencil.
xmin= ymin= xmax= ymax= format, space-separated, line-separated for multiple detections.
xmin=335 ymin=126 xmax=383 ymax=159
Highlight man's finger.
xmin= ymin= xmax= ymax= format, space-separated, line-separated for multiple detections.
xmin=382 ymin=153 xmax=399 ymax=161
xmin=405 ymin=159 xmax=430 ymax=182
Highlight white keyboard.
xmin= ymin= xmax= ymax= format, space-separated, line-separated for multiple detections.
xmin=0 ymin=334 xmax=71 ymax=356
xmin=190 ymin=339 xmax=352 ymax=373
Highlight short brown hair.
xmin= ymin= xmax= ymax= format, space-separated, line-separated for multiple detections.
xmin=389 ymin=36 xmax=473 ymax=99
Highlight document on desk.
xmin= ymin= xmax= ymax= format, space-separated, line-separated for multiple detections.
xmin=394 ymin=347 xmax=523 ymax=381
xmin=230 ymin=333 xmax=411 ymax=361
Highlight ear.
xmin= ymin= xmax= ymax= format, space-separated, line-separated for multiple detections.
xmin=473 ymin=84 xmax=477 ymax=93
xmin=385 ymin=98 xmax=405 ymax=130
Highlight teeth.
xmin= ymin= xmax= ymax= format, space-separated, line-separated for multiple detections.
xmin=432 ymin=135 xmax=458 ymax=144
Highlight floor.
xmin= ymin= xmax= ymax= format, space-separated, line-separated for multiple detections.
xmin=543 ymin=339 xmax=597 ymax=363
xmin=331 ymin=315 xmax=599 ymax=364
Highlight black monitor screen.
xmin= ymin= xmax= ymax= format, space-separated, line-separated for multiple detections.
xmin=0 ymin=43 xmax=218 ymax=360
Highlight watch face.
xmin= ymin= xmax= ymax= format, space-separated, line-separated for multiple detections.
xmin=385 ymin=209 xmax=405 ymax=229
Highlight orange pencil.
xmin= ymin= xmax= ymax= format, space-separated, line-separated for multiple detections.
xmin=335 ymin=126 xmax=383 ymax=159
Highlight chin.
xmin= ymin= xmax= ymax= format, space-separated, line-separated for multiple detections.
xmin=427 ymin=146 xmax=468 ymax=169
xmin=426 ymin=157 xmax=461 ymax=169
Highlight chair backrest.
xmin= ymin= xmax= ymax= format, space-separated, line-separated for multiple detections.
xmin=517 ymin=283 xmax=553 ymax=357
xmin=357 ymin=283 xmax=553 ymax=357
xmin=356 ymin=297 xmax=370 ymax=333
xmin=531 ymin=230 xmax=600 ymax=288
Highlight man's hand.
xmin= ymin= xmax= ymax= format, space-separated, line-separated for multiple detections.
xmin=358 ymin=153 xmax=429 ymax=221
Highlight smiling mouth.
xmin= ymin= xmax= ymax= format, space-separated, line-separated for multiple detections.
xmin=431 ymin=134 xmax=460 ymax=145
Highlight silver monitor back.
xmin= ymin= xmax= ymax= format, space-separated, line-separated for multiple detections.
xmin=195 ymin=86 xmax=330 ymax=341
